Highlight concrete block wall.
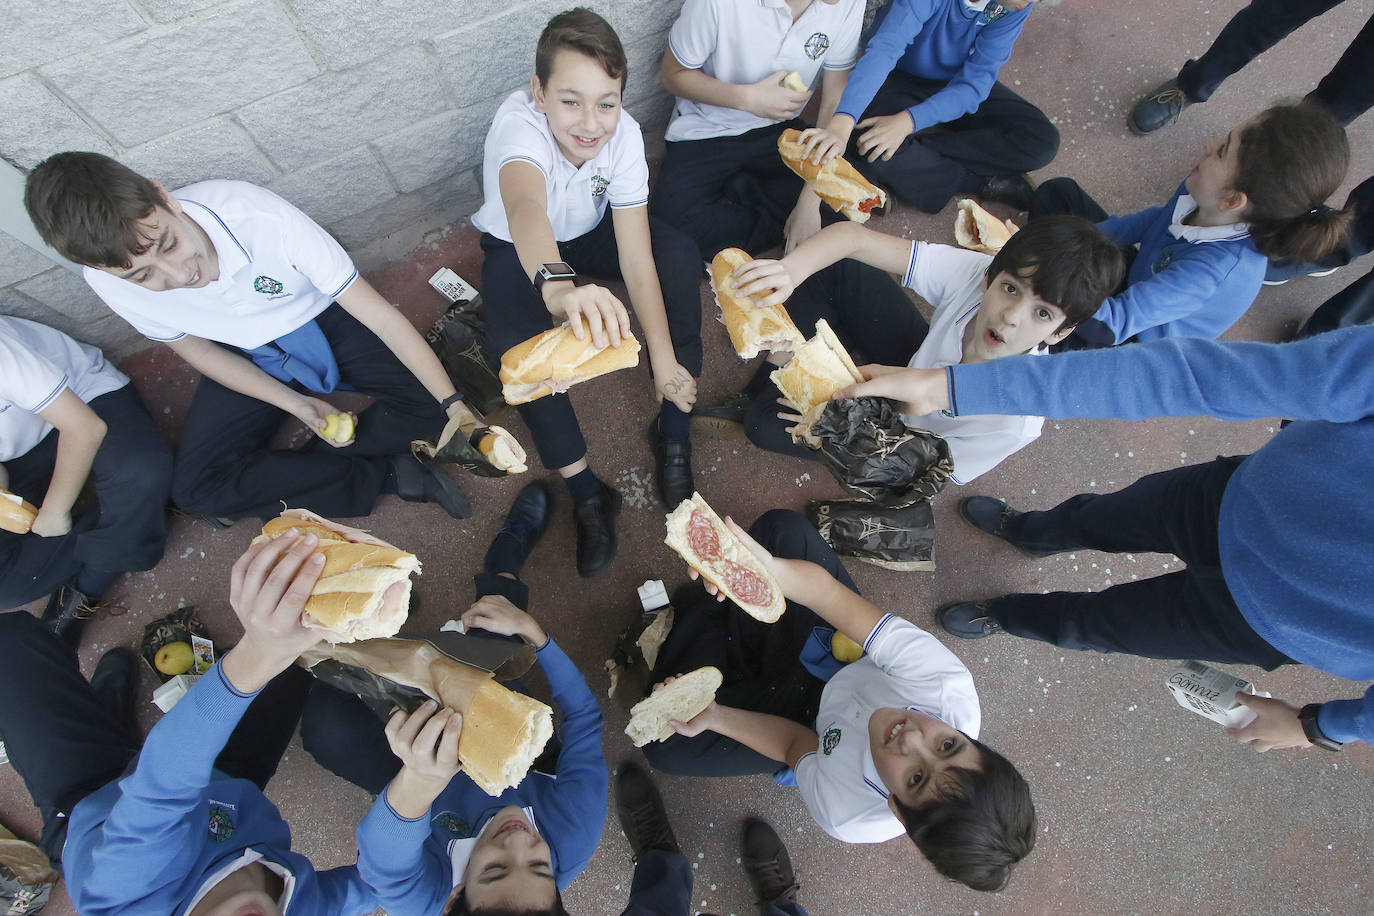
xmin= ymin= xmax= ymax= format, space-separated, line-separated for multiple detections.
xmin=0 ymin=0 xmax=697 ymax=358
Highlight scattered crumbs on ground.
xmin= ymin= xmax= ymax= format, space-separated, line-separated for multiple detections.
xmin=179 ymin=546 xmax=195 ymax=559
xmin=614 ymin=466 xmax=655 ymax=510
xmin=794 ymin=472 xmax=811 ymax=487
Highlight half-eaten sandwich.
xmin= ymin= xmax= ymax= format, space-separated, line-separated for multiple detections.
xmin=254 ymin=508 xmax=420 ymax=643
xmin=625 ymin=666 xmax=723 ymax=747
xmin=711 ymin=247 xmax=804 ymax=359
xmin=769 ymin=319 xmax=865 ymax=445
xmin=500 ymin=320 xmax=641 ymax=405
xmin=953 ymin=198 xmax=1014 ymax=254
xmin=778 ymin=128 xmax=887 ymax=223
xmin=457 ymin=678 xmax=555 ymax=796
xmin=664 ymin=493 xmax=785 ymax=623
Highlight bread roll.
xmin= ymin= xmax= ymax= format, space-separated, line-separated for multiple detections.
xmin=0 ymin=491 xmax=37 ymax=534
xmin=458 ymin=678 xmax=555 ymax=796
xmin=769 ymin=318 xmax=864 ymax=444
xmin=781 ymin=70 xmax=808 ymax=92
xmin=778 ymin=128 xmax=886 ymax=223
xmin=477 ymin=426 xmax=528 ymax=473
xmin=711 ymin=248 xmax=803 ymax=359
xmin=254 ymin=508 xmax=420 ymax=643
xmin=499 ymin=320 xmax=641 ymax=405
xmin=954 ymin=199 xmax=1013 ymax=254
xmin=664 ymin=493 xmax=785 ymax=623
xmin=625 ymin=666 xmax=723 ymax=746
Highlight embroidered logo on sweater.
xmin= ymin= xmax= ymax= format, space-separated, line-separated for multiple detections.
xmin=253 ymin=275 xmax=285 ymax=296
xmin=590 ymin=173 xmax=610 ymax=199
xmin=978 ymin=3 xmax=1010 ymax=25
xmin=804 ymin=32 xmax=830 ymax=60
xmin=823 ymin=726 xmax=842 ymax=755
xmin=207 ymin=802 xmax=236 ymax=842
xmin=1153 ymin=249 xmax=1175 ymax=273
xmin=433 ymin=811 xmax=472 ymax=837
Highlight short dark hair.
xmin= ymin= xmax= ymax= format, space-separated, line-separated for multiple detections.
xmin=535 ymin=7 xmax=627 ymax=89
xmin=986 ymin=215 xmax=1126 ymax=330
xmin=24 ymin=151 xmax=165 ymax=269
xmin=442 ymin=888 xmax=568 ymax=916
xmin=892 ymin=739 xmax=1036 ymax=892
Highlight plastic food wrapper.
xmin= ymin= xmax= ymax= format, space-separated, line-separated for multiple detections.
xmin=425 ymin=293 xmax=507 ymax=415
xmin=1165 ymin=660 xmax=1270 ymax=728
xmin=141 ymin=607 xmax=212 ymax=683
xmin=807 ymin=499 xmax=935 ymax=570
xmin=811 ymin=397 xmax=953 ymax=506
xmin=412 ymin=413 xmax=527 ymax=478
xmin=0 ymin=823 xmax=56 ymax=915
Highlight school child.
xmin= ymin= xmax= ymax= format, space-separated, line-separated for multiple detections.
xmin=805 ymin=0 xmax=1058 ymax=214
xmin=842 ymin=329 xmax=1374 ymax=754
xmin=301 ymin=482 xmax=605 ymax=916
xmin=650 ymin=0 xmax=865 ymax=256
xmin=698 ymin=216 xmax=1123 ymax=482
xmin=641 ymin=509 xmax=1036 ymax=892
xmin=615 ymin=762 xmax=810 ymax=915
xmin=0 ymin=529 xmax=375 ymax=915
xmin=23 ymin=152 xmax=476 ymax=525
xmin=471 ymin=7 xmax=704 ymax=577
xmin=1028 ymin=103 xmax=1353 ymax=348
xmin=0 ymin=316 xmax=171 ymax=640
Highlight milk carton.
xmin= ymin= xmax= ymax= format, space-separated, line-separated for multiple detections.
xmin=1165 ymin=660 xmax=1264 ymax=727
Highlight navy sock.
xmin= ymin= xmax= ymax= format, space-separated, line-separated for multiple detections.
xmin=483 ymin=531 xmax=527 ymax=578
xmin=657 ymin=400 xmax=690 ymax=441
xmin=565 ymin=467 xmax=602 ymax=503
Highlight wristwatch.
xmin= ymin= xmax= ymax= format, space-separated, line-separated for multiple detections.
xmin=1298 ymin=703 xmax=1343 ymax=751
xmin=533 ymin=261 xmax=576 ymax=294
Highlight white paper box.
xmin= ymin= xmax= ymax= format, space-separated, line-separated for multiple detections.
xmin=153 ymin=673 xmax=201 ymax=712
xmin=429 ymin=268 xmax=478 ymax=303
xmin=1165 ymin=661 xmax=1265 ymax=727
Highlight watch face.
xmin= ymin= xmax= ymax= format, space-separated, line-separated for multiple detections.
xmin=542 ymin=261 xmax=575 ymax=278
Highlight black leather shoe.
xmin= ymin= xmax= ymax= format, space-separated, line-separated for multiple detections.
xmin=390 ymin=454 xmax=472 ymax=519
xmin=574 ymin=481 xmax=621 ymax=577
xmin=1129 ymin=76 xmax=1193 ymax=135
xmin=91 ymin=647 xmax=140 ymax=737
xmin=616 ymin=761 xmax=679 ymax=860
xmin=41 ymin=585 xmax=94 ymax=646
xmin=939 ymin=601 xmax=1004 ymax=639
xmin=958 ymin=496 xmax=1063 ymax=557
xmin=691 ymin=393 xmax=750 ymax=440
xmin=648 ymin=420 xmax=694 ymax=508
xmin=980 ymin=173 xmax=1037 ymax=213
xmin=742 ymin=818 xmax=800 ymax=908
xmin=489 ymin=481 xmax=553 ymax=571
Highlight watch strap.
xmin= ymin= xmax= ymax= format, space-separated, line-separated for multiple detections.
xmin=1298 ymin=703 xmax=1343 ymax=751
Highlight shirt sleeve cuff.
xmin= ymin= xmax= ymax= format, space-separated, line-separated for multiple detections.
xmin=1316 ymin=699 xmax=1367 ymax=745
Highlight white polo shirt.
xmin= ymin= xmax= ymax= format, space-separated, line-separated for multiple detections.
xmin=900 ymin=241 xmax=1046 ymax=484
xmin=796 ymin=614 xmax=980 ymax=844
xmin=83 ymin=180 xmax=358 ymax=349
xmin=470 ymin=90 xmax=651 ymax=243
xmin=0 ymin=317 xmax=128 ymax=461
xmin=665 ymin=0 xmax=864 ymax=142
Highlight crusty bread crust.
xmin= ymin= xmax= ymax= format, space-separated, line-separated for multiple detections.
xmin=477 ymin=426 xmax=528 ymax=472
xmin=954 ymin=199 xmax=1013 ymax=254
xmin=664 ymin=493 xmax=785 ymax=623
xmin=778 ymin=128 xmax=886 ymax=223
xmin=459 ymin=679 xmax=555 ymax=796
xmin=625 ymin=666 xmax=723 ymax=746
xmin=0 ymin=491 xmax=38 ymax=534
xmin=711 ymin=248 xmax=803 ymax=359
xmin=769 ymin=318 xmax=864 ymax=444
xmin=499 ymin=320 xmax=641 ymax=405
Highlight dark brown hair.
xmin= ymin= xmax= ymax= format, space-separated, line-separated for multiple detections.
xmin=987 ymin=215 xmax=1127 ymax=330
xmin=443 ymin=888 xmax=567 ymax=916
xmin=1231 ymin=103 xmax=1352 ymax=263
xmin=535 ymin=7 xmax=627 ymax=90
xmin=24 ymin=151 xmax=165 ymax=269
xmin=892 ymin=739 xmax=1037 ymax=893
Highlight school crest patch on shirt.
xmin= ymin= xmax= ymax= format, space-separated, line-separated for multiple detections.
xmin=823 ymin=726 xmax=842 ymax=755
xmin=253 ymin=275 xmax=285 ymax=296
xmin=433 ymin=811 xmax=473 ymax=837
xmin=590 ymin=173 xmax=610 ymax=199
xmin=803 ymin=32 xmax=830 ymax=60
xmin=207 ymin=802 xmax=236 ymax=842
xmin=978 ymin=3 xmax=1010 ymax=25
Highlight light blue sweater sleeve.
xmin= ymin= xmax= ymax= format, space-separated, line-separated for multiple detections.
xmin=356 ymin=793 xmax=450 ymax=916
xmin=1097 ymin=206 xmax=1164 ymax=246
xmin=1091 ymin=244 xmax=1258 ymax=343
xmin=902 ymin=9 xmax=1025 ymax=132
xmin=837 ymin=0 xmax=936 ymax=121
xmin=945 ymin=328 xmax=1374 ymax=424
xmin=1317 ymin=687 xmax=1373 ymax=745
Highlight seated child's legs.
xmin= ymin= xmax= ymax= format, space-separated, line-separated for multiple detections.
xmin=651 ymin=121 xmax=806 ymax=257
xmin=0 ymin=435 xmax=93 ymax=606
xmin=1028 ymin=177 xmax=1112 ymax=222
xmin=301 ymin=680 xmax=402 ymax=795
xmin=1295 ymin=265 xmax=1374 ymax=339
xmin=171 ymin=377 xmax=390 ymax=520
xmin=314 ymin=304 xmax=448 ymax=455
xmin=215 ymin=665 xmax=315 ymax=792
xmin=479 ymin=234 xmax=589 ymax=471
xmin=0 ymin=612 xmax=140 ymax=862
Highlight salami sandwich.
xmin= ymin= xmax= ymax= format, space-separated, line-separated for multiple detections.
xmin=665 ymin=493 xmax=785 ymax=623
xmin=777 ymin=128 xmax=886 ymax=223
xmin=711 ymin=247 xmax=803 ymax=359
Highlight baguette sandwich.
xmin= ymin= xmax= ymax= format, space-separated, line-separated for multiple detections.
xmin=953 ymin=198 xmax=1014 ymax=254
xmin=770 ymin=319 xmax=864 ymax=445
xmin=253 ymin=508 xmax=420 ymax=643
xmin=456 ymin=677 xmax=555 ymax=795
xmin=778 ymin=128 xmax=886 ymax=223
xmin=500 ymin=320 xmax=641 ymax=405
xmin=477 ymin=426 xmax=528 ymax=473
xmin=625 ymin=666 xmax=723 ymax=747
xmin=664 ymin=493 xmax=785 ymax=623
xmin=711 ymin=248 xmax=803 ymax=359
xmin=0 ymin=491 xmax=37 ymax=534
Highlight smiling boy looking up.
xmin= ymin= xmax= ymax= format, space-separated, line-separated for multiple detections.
xmin=470 ymin=7 xmax=706 ymax=577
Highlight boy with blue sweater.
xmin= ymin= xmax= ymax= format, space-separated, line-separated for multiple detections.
xmin=0 ymin=527 xmax=374 ymax=915
xmin=805 ymin=0 xmax=1058 ymax=213
xmin=845 ymin=329 xmax=1374 ymax=752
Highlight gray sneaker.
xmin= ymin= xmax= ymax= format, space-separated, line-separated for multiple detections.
xmin=1129 ymin=77 xmax=1193 ymax=135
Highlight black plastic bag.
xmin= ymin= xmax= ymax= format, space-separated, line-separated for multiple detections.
xmin=425 ymin=294 xmax=506 ymax=416
xmin=807 ymin=499 xmax=935 ymax=571
xmin=811 ymin=397 xmax=953 ymax=507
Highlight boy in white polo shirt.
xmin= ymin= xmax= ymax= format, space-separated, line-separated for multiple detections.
xmin=651 ymin=0 xmax=865 ymax=257
xmin=0 ymin=316 xmax=171 ymax=641
xmin=473 ymin=7 xmax=704 ymax=577
xmin=641 ymin=508 xmax=1036 ymax=892
xmin=706 ymin=216 xmax=1124 ymax=482
xmin=24 ymin=152 xmax=479 ymax=524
